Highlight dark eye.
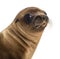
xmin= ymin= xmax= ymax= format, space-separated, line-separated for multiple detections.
xmin=24 ymin=14 xmax=32 ymax=24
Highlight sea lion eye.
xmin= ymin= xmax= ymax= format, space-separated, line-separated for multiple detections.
xmin=24 ymin=14 xmax=32 ymax=24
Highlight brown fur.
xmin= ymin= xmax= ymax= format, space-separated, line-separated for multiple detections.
xmin=0 ymin=7 xmax=48 ymax=59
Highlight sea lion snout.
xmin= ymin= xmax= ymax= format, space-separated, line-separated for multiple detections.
xmin=33 ymin=15 xmax=49 ymax=30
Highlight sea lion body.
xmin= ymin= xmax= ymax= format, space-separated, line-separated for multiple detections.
xmin=0 ymin=7 xmax=49 ymax=59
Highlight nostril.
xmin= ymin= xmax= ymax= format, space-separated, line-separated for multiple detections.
xmin=43 ymin=22 xmax=46 ymax=25
xmin=42 ymin=21 xmax=47 ymax=27
xmin=42 ymin=15 xmax=49 ymax=21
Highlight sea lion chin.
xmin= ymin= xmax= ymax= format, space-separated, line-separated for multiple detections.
xmin=0 ymin=7 xmax=49 ymax=59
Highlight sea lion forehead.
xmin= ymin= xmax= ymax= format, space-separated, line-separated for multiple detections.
xmin=16 ymin=7 xmax=47 ymax=18
xmin=23 ymin=7 xmax=43 ymax=13
xmin=22 ymin=7 xmax=47 ymax=15
xmin=25 ymin=7 xmax=40 ymax=12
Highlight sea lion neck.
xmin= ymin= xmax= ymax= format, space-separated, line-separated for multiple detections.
xmin=14 ymin=21 xmax=43 ymax=39
xmin=5 ymin=22 xmax=43 ymax=44
xmin=1 ymin=22 xmax=43 ymax=59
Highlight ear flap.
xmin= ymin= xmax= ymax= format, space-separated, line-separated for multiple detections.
xmin=15 ymin=19 xmax=19 ymax=23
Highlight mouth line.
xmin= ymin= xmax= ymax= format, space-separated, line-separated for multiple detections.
xmin=32 ymin=25 xmax=45 ymax=32
xmin=32 ymin=25 xmax=41 ymax=30
xmin=34 ymin=25 xmax=41 ymax=29
xmin=32 ymin=21 xmax=48 ymax=31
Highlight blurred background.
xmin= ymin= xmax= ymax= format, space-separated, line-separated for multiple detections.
xmin=0 ymin=0 xmax=60 ymax=59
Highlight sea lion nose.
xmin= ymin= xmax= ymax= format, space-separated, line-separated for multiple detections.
xmin=33 ymin=16 xmax=42 ymax=29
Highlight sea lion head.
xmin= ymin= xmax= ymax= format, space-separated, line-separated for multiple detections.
xmin=14 ymin=7 xmax=49 ymax=33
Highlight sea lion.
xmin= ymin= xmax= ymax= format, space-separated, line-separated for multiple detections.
xmin=0 ymin=7 xmax=49 ymax=59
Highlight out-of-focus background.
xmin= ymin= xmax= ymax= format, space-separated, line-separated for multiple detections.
xmin=0 ymin=0 xmax=60 ymax=59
